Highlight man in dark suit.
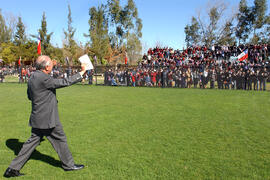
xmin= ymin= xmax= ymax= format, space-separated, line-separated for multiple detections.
xmin=4 ymin=55 xmax=87 ymax=178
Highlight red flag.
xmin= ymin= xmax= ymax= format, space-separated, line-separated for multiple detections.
xmin=125 ymin=53 xmax=128 ymax=65
xmin=18 ymin=56 xmax=21 ymax=66
xmin=238 ymin=49 xmax=248 ymax=61
xmin=37 ymin=38 xmax=41 ymax=55
xmin=125 ymin=56 xmax=128 ymax=65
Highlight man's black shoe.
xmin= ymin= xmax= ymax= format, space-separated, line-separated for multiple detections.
xmin=3 ymin=167 xmax=24 ymax=178
xmin=64 ymin=164 xmax=84 ymax=171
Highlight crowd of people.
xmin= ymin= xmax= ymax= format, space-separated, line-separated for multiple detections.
xmin=104 ymin=65 xmax=269 ymax=91
xmin=0 ymin=66 xmax=16 ymax=83
xmin=0 ymin=65 xmax=94 ymax=84
xmin=142 ymin=44 xmax=269 ymax=66
xmin=1 ymin=44 xmax=270 ymax=91
xmin=104 ymin=44 xmax=270 ymax=91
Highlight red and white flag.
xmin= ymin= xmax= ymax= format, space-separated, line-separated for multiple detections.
xmin=37 ymin=38 xmax=41 ymax=55
xmin=237 ymin=49 xmax=248 ymax=61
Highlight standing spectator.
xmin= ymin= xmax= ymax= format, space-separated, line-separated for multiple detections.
xmin=224 ymin=69 xmax=230 ymax=89
xmin=247 ymin=70 xmax=252 ymax=90
xmin=181 ymin=71 xmax=187 ymax=88
xmin=187 ymin=69 xmax=192 ymax=88
xmin=125 ymin=69 xmax=130 ymax=86
xmin=0 ymin=68 xmax=4 ymax=83
xmin=210 ymin=69 xmax=216 ymax=89
xmin=202 ymin=69 xmax=208 ymax=89
xmin=145 ymin=73 xmax=152 ymax=86
xmin=131 ymin=72 xmax=136 ymax=87
xmin=193 ymin=70 xmax=199 ymax=88
xmin=251 ymin=70 xmax=257 ymax=90
xmin=157 ymin=69 xmax=162 ymax=87
xmin=163 ymin=68 xmax=168 ymax=87
xmin=221 ymin=71 xmax=225 ymax=89
xmin=151 ymin=70 xmax=157 ymax=87
xmin=241 ymin=71 xmax=246 ymax=90
xmin=104 ymin=69 xmax=108 ymax=85
xmin=231 ymin=70 xmax=237 ymax=90
xmin=107 ymin=69 xmax=113 ymax=85
xmin=217 ymin=69 xmax=222 ymax=89
xmin=87 ymin=70 xmax=93 ymax=85
xmin=21 ymin=68 xmax=27 ymax=83
xmin=262 ymin=68 xmax=268 ymax=91
xmin=168 ymin=71 xmax=173 ymax=87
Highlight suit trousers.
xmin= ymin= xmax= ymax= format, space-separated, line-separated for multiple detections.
xmin=9 ymin=123 xmax=74 ymax=170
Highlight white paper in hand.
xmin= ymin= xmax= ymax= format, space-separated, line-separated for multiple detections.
xmin=79 ymin=54 xmax=94 ymax=70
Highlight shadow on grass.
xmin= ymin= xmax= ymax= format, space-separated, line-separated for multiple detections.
xmin=5 ymin=139 xmax=62 ymax=168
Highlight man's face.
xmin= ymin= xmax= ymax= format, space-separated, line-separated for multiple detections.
xmin=46 ymin=60 xmax=53 ymax=74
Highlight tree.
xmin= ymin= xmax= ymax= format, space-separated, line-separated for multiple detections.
xmin=13 ymin=16 xmax=27 ymax=61
xmin=184 ymin=25 xmax=192 ymax=47
xmin=206 ymin=6 xmax=225 ymax=45
xmin=0 ymin=9 xmax=12 ymax=44
xmin=107 ymin=0 xmax=124 ymax=47
xmin=107 ymin=0 xmax=142 ymax=64
xmin=14 ymin=16 xmax=26 ymax=46
xmin=266 ymin=14 xmax=270 ymax=43
xmin=48 ymin=45 xmax=63 ymax=63
xmin=185 ymin=1 xmax=237 ymax=46
xmin=217 ymin=21 xmax=236 ymax=45
xmin=0 ymin=42 xmax=16 ymax=63
xmin=252 ymin=0 xmax=267 ymax=33
xmin=126 ymin=33 xmax=142 ymax=64
xmin=32 ymin=12 xmax=53 ymax=55
xmin=86 ymin=5 xmax=110 ymax=64
xmin=22 ymin=40 xmax=40 ymax=61
xmin=63 ymin=4 xmax=77 ymax=65
xmin=235 ymin=0 xmax=252 ymax=44
xmin=251 ymin=0 xmax=268 ymax=43
xmin=197 ymin=1 xmax=228 ymax=46
xmin=5 ymin=12 xmax=17 ymax=43
xmin=184 ymin=16 xmax=200 ymax=47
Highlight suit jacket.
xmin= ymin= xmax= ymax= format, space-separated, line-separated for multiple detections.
xmin=27 ymin=70 xmax=82 ymax=129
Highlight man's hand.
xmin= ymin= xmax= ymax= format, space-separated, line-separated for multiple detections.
xmin=79 ymin=63 xmax=87 ymax=77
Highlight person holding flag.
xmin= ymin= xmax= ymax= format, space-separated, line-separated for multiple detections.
xmin=4 ymin=55 xmax=87 ymax=178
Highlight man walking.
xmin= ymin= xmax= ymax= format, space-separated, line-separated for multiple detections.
xmin=4 ymin=55 xmax=86 ymax=178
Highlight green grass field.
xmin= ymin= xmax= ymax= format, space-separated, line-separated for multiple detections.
xmin=1 ymin=83 xmax=270 ymax=179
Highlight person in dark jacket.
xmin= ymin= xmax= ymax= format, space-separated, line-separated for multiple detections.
xmin=4 ymin=56 xmax=86 ymax=178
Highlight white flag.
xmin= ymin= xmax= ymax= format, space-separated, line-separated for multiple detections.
xmin=79 ymin=54 xmax=94 ymax=70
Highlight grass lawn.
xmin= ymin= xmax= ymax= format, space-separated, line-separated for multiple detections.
xmin=0 ymin=83 xmax=270 ymax=179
